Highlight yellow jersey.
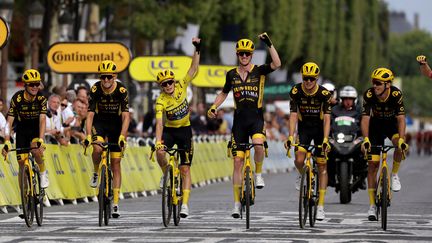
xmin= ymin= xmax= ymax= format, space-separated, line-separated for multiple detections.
xmin=155 ymin=74 xmax=192 ymax=128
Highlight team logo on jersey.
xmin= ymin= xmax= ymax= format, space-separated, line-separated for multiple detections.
xmin=38 ymin=96 xmax=44 ymax=101
xmin=366 ymin=90 xmax=372 ymax=98
xmin=17 ymin=94 xmax=21 ymax=103
xmin=92 ymin=86 xmax=97 ymax=93
xmin=322 ymin=90 xmax=330 ymax=96
xmin=292 ymin=87 xmax=298 ymax=94
xmin=392 ymin=91 xmax=401 ymax=97
xmin=119 ymin=87 xmax=126 ymax=93
xmin=400 ymin=107 xmax=404 ymax=112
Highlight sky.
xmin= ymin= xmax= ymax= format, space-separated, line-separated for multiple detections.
xmin=385 ymin=0 xmax=432 ymax=33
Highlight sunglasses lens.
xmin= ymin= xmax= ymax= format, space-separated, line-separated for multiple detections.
xmin=238 ymin=52 xmax=251 ymax=57
xmin=61 ymin=104 xmax=67 ymax=107
xmin=303 ymin=77 xmax=316 ymax=82
xmin=28 ymin=83 xmax=40 ymax=87
xmin=101 ymin=75 xmax=113 ymax=80
xmin=161 ymin=80 xmax=174 ymax=87
xmin=373 ymin=81 xmax=384 ymax=86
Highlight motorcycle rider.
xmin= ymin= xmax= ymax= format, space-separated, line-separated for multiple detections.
xmin=328 ymin=86 xmax=366 ymax=190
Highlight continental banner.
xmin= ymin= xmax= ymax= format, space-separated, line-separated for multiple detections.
xmin=129 ymin=56 xmax=192 ymax=82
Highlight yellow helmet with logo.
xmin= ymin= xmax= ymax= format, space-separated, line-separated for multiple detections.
xmin=236 ymin=39 xmax=255 ymax=52
xmin=22 ymin=69 xmax=42 ymax=83
xmin=156 ymin=69 xmax=175 ymax=84
xmin=98 ymin=60 xmax=117 ymax=74
xmin=301 ymin=62 xmax=320 ymax=77
xmin=371 ymin=67 xmax=394 ymax=82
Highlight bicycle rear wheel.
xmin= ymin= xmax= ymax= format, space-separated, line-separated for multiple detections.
xmin=299 ymin=166 xmax=309 ymax=228
xmin=34 ymin=170 xmax=44 ymax=226
xmin=245 ymin=166 xmax=251 ymax=229
xmin=173 ymin=174 xmax=183 ymax=226
xmin=104 ymin=168 xmax=112 ymax=226
xmin=381 ymin=167 xmax=388 ymax=230
xmin=98 ymin=165 xmax=106 ymax=227
xmin=162 ymin=165 xmax=173 ymax=227
xmin=309 ymin=166 xmax=319 ymax=227
xmin=20 ymin=165 xmax=34 ymax=227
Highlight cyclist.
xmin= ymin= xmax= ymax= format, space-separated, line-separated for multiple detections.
xmin=207 ymin=33 xmax=281 ymax=218
xmin=154 ymin=37 xmax=201 ymax=218
xmin=284 ymin=62 xmax=332 ymax=220
xmin=361 ymin=67 xmax=409 ymax=221
xmin=84 ymin=60 xmax=129 ymax=218
xmin=416 ymin=55 xmax=432 ymax=78
xmin=1 ymin=69 xmax=49 ymax=203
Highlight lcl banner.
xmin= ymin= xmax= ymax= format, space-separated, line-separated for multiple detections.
xmin=47 ymin=42 xmax=131 ymax=73
xmin=129 ymin=56 xmax=192 ymax=82
xmin=192 ymin=65 xmax=235 ymax=88
xmin=0 ymin=16 xmax=10 ymax=49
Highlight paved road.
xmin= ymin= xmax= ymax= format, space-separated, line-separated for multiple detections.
xmin=1 ymin=152 xmax=431 ymax=242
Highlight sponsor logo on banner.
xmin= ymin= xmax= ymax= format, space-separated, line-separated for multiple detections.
xmin=193 ymin=65 xmax=235 ymax=87
xmin=47 ymin=42 xmax=131 ymax=73
xmin=129 ymin=56 xmax=191 ymax=82
xmin=0 ymin=16 xmax=10 ymax=49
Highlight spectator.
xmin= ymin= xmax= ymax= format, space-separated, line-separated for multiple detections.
xmin=139 ymin=109 xmax=155 ymax=137
xmin=217 ymin=109 xmax=229 ymax=135
xmin=76 ymin=86 xmax=89 ymax=104
xmin=191 ymin=103 xmax=207 ymax=134
xmin=69 ymin=98 xmax=88 ymax=143
xmin=128 ymin=108 xmax=139 ymax=137
xmin=66 ymin=89 xmax=77 ymax=103
xmin=46 ymin=94 xmax=69 ymax=145
xmin=0 ymin=98 xmax=6 ymax=143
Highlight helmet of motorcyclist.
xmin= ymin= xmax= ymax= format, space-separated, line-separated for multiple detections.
xmin=339 ymin=85 xmax=358 ymax=105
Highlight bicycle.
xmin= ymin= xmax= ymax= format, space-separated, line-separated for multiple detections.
xmin=85 ymin=142 xmax=119 ymax=227
xmin=365 ymin=145 xmax=397 ymax=231
xmin=291 ymin=144 xmax=322 ymax=229
xmin=227 ymin=141 xmax=268 ymax=229
xmin=150 ymin=145 xmax=185 ymax=227
xmin=5 ymin=146 xmax=45 ymax=227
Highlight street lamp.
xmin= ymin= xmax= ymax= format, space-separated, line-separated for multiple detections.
xmin=29 ymin=0 xmax=44 ymax=69
xmin=58 ymin=9 xmax=73 ymax=41
xmin=0 ymin=0 xmax=14 ymax=110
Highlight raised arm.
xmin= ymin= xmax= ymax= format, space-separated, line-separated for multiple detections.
xmin=187 ymin=37 xmax=201 ymax=78
xmin=258 ymin=32 xmax=281 ymax=70
xmin=417 ymin=55 xmax=432 ymax=78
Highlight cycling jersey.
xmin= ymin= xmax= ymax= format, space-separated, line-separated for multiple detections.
xmin=88 ymin=81 xmax=129 ymax=123
xmin=155 ymin=74 xmax=193 ymax=128
xmin=7 ymin=90 xmax=47 ymax=152
xmin=222 ymin=64 xmax=274 ymax=110
xmin=361 ymin=86 xmax=405 ymax=121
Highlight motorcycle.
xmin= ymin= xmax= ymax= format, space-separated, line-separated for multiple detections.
xmin=328 ymin=115 xmax=367 ymax=204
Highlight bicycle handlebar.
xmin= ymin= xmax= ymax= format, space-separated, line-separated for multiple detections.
xmin=226 ymin=141 xmax=269 ymax=158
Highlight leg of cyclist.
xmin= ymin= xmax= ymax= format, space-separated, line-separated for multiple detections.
xmin=179 ymin=126 xmax=193 ymax=218
xmin=89 ymin=136 xmax=104 ymax=188
xmin=156 ymin=128 xmax=175 ymax=188
xmin=294 ymin=148 xmax=306 ymax=191
xmin=31 ymin=138 xmax=49 ymax=188
xmin=232 ymin=151 xmax=244 ymax=218
xmin=316 ymin=156 xmax=327 ymax=220
xmin=367 ymin=155 xmax=380 ymax=221
xmin=110 ymin=151 xmax=122 ymax=218
xmin=16 ymin=154 xmax=27 ymax=219
xmin=252 ymin=134 xmax=265 ymax=189
xmin=390 ymin=134 xmax=403 ymax=192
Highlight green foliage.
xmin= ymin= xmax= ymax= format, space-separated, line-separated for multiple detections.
xmin=401 ymin=75 xmax=432 ymax=116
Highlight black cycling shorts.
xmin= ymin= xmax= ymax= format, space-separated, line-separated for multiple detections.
xmin=369 ymin=118 xmax=398 ymax=155
xmin=297 ymin=122 xmax=325 ymax=157
xmin=92 ymin=118 xmax=122 ymax=152
xmin=15 ymin=124 xmax=39 ymax=155
xmin=230 ymin=109 xmax=265 ymax=154
xmin=162 ymin=126 xmax=193 ymax=166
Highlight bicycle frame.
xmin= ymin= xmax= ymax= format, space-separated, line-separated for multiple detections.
xmin=376 ymin=146 xmax=393 ymax=203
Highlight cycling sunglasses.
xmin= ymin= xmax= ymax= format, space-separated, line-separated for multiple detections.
xmin=161 ymin=80 xmax=175 ymax=87
xmin=100 ymin=74 xmax=114 ymax=80
xmin=237 ymin=51 xmax=252 ymax=57
xmin=372 ymin=80 xmax=385 ymax=86
xmin=303 ymin=77 xmax=316 ymax=82
xmin=27 ymin=82 xmax=40 ymax=87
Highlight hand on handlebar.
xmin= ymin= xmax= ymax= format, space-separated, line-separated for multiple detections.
xmin=2 ymin=140 xmax=11 ymax=162
xmin=361 ymin=137 xmax=371 ymax=159
xmin=207 ymin=104 xmax=217 ymax=119
xmin=284 ymin=136 xmax=294 ymax=158
xmin=398 ymin=137 xmax=409 ymax=160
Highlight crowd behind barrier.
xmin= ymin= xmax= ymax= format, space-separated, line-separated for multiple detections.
xmin=0 ymin=136 xmax=293 ymax=211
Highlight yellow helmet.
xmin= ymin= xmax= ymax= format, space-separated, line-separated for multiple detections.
xmin=156 ymin=69 xmax=175 ymax=84
xmin=22 ymin=69 xmax=42 ymax=83
xmin=236 ymin=39 xmax=255 ymax=52
xmin=98 ymin=60 xmax=117 ymax=74
xmin=371 ymin=67 xmax=394 ymax=82
xmin=301 ymin=62 xmax=320 ymax=77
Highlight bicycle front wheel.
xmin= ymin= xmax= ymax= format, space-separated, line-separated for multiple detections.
xmin=173 ymin=174 xmax=183 ymax=226
xmin=34 ymin=170 xmax=44 ymax=226
xmin=381 ymin=167 xmax=388 ymax=230
xmin=98 ymin=165 xmax=106 ymax=227
xmin=309 ymin=167 xmax=319 ymax=227
xmin=299 ymin=166 xmax=309 ymax=228
xmin=245 ymin=166 xmax=251 ymax=229
xmin=20 ymin=165 xmax=34 ymax=227
xmin=104 ymin=168 xmax=112 ymax=226
xmin=162 ymin=165 xmax=173 ymax=227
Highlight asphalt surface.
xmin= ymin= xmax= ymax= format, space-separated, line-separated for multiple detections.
xmin=0 ymin=151 xmax=431 ymax=242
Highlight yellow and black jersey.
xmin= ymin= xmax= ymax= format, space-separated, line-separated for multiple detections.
xmin=361 ymin=86 xmax=405 ymax=120
xmin=7 ymin=90 xmax=47 ymax=128
xmin=155 ymin=74 xmax=193 ymax=128
xmin=289 ymin=83 xmax=332 ymax=125
xmin=88 ymin=81 xmax=129 ymax=121
xmin=222 ymin=64 xmax=274 ymax=110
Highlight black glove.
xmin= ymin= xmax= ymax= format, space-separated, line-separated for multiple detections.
xmin=193 ymin=40 xmax=201 ymax=54
xmin=259 ymin=32 xmax=273 ymax=47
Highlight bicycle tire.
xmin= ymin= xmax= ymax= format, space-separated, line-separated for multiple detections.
xmin=245 ymin=166 xmax=251 ymax=229
xmin=34 ymin=169 xmax=43 ymax=226
xmin=309 ymin=166 xmax=319 ymax=227
xmin=104 ymin=168 xmax=112 ymax=226
xmin=299 ymin=166 xmax=309 ymax=228
xmin=162 ymin=165 xmax=173 ymax=227
xmin=173 ymin=174 xmax=182 ymax=226
xmin=20 ymin=165 xmax=34 ymax=227
xmin=98 ymin=165 xmax=106 ymax=227
xmin=381 ymin=167 xmax=388 ymax=230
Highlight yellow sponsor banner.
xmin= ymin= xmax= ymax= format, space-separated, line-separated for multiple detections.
xmin=0 ymin=158 xmax=20 ymax=206
xmin=0 ymin=16 xmax=10 ymax=49
xmin=47 ymin=42 xmax=131 ymax=73
xmin=129 ymin=56 xmax=191 ymax=82
xmin=193 ymin=65 xmax=235 ymax=88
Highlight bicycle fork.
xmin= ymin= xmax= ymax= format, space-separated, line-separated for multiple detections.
xmin=172 ymin=163 xmax=182 ymax=206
